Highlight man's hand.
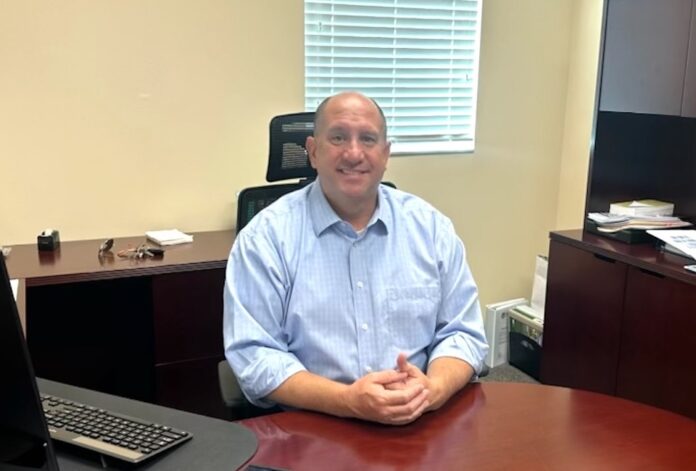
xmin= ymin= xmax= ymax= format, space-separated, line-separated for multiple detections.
xmin=386 ymin=353 xmax=475 ymax=412
xmin=384 ymin=353 xmax=439 ymax=409
xmin=342 ymin=369 xmax=430 ymax=425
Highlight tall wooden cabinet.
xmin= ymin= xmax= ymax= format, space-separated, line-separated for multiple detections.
xmin=600 ymin=0 xmax=696 ymax=117
xmin=541 ymin=231 xmax=696 ymax=420
xmin=587 ymin=0 xmax=696 ymax=224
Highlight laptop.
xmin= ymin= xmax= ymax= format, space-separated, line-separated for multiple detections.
xmin=0 ymin=254 xmax=190 ymax=469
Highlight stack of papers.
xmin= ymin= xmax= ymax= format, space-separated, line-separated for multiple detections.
xmin=609 ymin=199 xmax=674 ymax=217
xmin=588 ymin=213 xmax=691 ymax=233
xmin=145 ymin=229 xmax=193 ymax=246
xmin=647 ymin=230 xmax=696 ymax=260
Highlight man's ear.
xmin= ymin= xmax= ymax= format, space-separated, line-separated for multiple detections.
xmin=306 ymin=136 xmax=318 ymax=169
xmin=383 ymin=140 xmax=391 ymax=169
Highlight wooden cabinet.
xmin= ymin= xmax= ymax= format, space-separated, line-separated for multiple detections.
xmin=618 ymin=267 xmax=696 ymax=419
xmin=600 ymin=0 xmax=695 ymax=116
xmin=541 ymin=230 xmax=696 ymax=420
xmin=541 ymin=240 xmax=625 ymax=395
xmin=7 ymin=231 xmax=234 ymax=420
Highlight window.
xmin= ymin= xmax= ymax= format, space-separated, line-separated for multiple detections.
xmin=304 ymin=0 xmax=482 ymax=155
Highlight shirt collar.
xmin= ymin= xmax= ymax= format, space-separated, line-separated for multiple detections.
xmin=308 ymin=179 xmax=391 ymax=237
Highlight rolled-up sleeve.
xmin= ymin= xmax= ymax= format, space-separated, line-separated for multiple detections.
xmin=223 ymin=228 xmax=306 ymax=407
xmin=427 ymin=218 xmax=489 ymax=374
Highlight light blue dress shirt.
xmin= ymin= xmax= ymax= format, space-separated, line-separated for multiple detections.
xmin=223 ymin=180 xmax=488 ymax=407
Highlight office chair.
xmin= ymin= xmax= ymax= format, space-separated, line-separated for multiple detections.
xmin=235 ymin=112 xmax=316 ymax=232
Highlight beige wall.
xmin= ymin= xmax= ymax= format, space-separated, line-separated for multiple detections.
xmin=0 ymin=0 xmax=304 ymax=243
xmin=0 ymin=0 xmax=602 ymax=308
xmin=556 ymin=0 xmax=604 ymax=230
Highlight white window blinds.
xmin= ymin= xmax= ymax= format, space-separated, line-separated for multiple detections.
xmin=305 ymin=0 xmax=482 ymax=154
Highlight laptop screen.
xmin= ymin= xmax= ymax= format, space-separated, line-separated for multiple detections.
xmin=0 ymin=254 xmax=59 ymax=470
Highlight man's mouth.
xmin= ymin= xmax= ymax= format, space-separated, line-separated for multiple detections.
xmin=338 ymin=168 xmax=368 ymax=175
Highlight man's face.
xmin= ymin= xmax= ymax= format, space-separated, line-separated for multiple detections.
xmin=306 ymin=94 xmax=390 ymax=211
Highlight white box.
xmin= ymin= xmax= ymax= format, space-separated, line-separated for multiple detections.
xmin=484 ymin=298 xmax=528 ymax=367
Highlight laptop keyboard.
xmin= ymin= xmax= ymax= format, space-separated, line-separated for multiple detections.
xmin=41 ymin=393 xmax=191 ymax=464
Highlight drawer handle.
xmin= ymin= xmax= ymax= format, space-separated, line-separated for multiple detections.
xmin=639 ymin=268 xmax=664 ymax=279
xmin=593 ymin=253 xmax=615 ymax=263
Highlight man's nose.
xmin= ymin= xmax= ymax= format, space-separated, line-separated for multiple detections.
xmin=343 ymin=138 xmax=364 ymax=160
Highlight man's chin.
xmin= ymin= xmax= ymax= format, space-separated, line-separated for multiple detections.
xmin=339 ymin=183 xmax=379 ymax=201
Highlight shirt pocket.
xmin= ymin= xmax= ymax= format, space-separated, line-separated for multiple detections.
xmin=384 ymin=286 xmax=440 ymax=349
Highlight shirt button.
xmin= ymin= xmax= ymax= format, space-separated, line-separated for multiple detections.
xmin=361 ymin=323 xmax=368 ymax=331
xmin=365 ymin=366 xmax=372 ymax=372
xmin=356 ymin=281 xmax=364 ymax=289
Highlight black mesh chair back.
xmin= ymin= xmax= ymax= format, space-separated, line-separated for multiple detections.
xmin=236 ymin=182 xmax=309 ymax=232
xmin=266 ymin=112 xmax=317 ymax=183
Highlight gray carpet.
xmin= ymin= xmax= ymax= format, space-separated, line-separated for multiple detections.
xmin=479 ymin=364 xmax=539 ymax=384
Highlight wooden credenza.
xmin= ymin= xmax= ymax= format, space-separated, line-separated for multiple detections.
xmin=541 ymin=230 xmax=696 ymax=420
xmin=6 ymin=231 xmax=234 ymax=419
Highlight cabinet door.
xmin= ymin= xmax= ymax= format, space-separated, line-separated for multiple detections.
xmin=682 ymin=4 xmax=696 ymax=116
xmin=617 ymin=267 xmax=696 ymax=420
xmin=600 ymin=0 xmax=692 ymax=115
xmin=540 ymin=241 xmax=627 ymax=395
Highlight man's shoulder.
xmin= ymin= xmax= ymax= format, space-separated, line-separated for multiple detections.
xmin=381 ymin=184 xmax=449 ymax=226
xmin=239 ymin=184 xmax=310 ymax=237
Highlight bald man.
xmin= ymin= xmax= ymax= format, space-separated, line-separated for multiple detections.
xmin=224 ymin=92 xmax=488 ymax=425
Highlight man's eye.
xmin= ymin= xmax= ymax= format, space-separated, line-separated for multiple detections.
xmin=330 ymin=135 xmax=345 ymax=143
xmin=361 ymin=135 xmax=377 ymax=144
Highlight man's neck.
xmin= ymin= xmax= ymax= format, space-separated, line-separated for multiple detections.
xmin=324 ymin=192 xmax=378 ymax=232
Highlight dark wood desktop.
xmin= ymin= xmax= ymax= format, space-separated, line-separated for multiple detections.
xmin=241 ymin=382 xmax=696 ymax=470
xmin=6 ymin=231 xmax=235 ymax=419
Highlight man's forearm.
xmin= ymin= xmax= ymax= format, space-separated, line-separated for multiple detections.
xmin=426 ymin=356 xmax=474 ymax=410
xmin=266 ymin=370 xmax=353 ymax=417
xmin=266 ymin=368 xmax=428 ymax=425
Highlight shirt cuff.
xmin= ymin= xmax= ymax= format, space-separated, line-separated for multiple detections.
xmin=428 ymin=333 xmax=487 ymax=375
xmin=237 ymin=352 xmax=307 ymax=408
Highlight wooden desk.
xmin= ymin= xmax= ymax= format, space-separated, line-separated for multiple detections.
xmin=6 ymin=231 xmax=234 ymax=419
xmin=241 ymin=382 xmax=696 ymax=470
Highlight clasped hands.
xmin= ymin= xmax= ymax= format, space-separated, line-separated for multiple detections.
xmin=344 ymin=353 xmax=436 ymax=426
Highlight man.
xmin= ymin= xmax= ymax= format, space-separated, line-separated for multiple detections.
xmin=223 ymin=92 xmax=488 ymax=425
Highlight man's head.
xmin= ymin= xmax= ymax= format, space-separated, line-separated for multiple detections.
xmin=306 ymin=91 xmax=391 ymax=224
xmin=313 ymin=93 xmax=388 ymax=140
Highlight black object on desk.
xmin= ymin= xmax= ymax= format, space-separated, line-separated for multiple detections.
xmin=584 ymin=219 xmax=654 ymax=244
xmin=38 ymin=229 xmax=61 ymax=251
